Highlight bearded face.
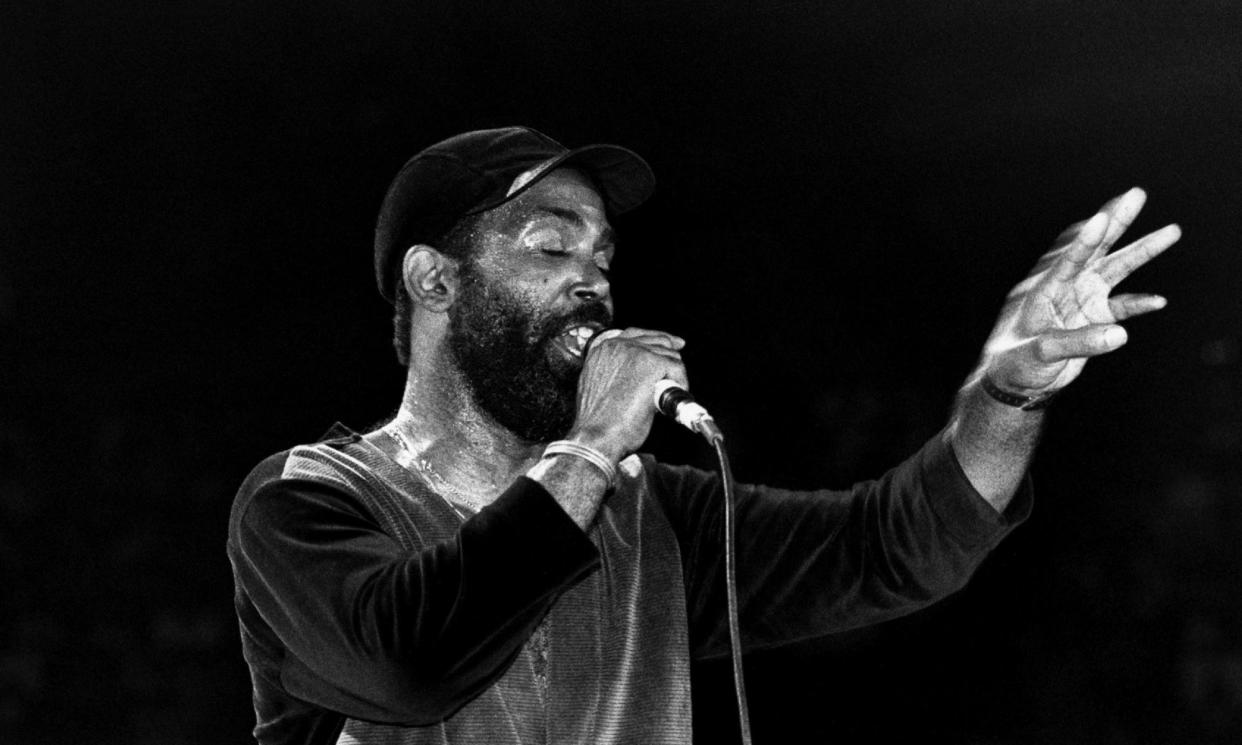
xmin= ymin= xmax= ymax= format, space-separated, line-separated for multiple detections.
xmin=448 ymin=265 xmax=612 ymax=443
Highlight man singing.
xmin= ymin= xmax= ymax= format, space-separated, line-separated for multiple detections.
xmin=227 ymin=126 xmax=1178 ymax=744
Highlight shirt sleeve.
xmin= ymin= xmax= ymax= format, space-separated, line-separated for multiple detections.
xmin=648 ymin=430 xmax=1032 ymax=660
xmin=228 ymin=470 xmax=600 ymax=725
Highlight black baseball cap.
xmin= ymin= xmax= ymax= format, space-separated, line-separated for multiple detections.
xmin=373 ymin=125 xmax=656 ymax=304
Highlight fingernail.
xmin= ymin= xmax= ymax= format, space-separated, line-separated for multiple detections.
xmin=1104 ymin=326 xmax=1128 ymax=348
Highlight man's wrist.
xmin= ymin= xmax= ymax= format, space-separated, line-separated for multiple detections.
xmin=525 ymin=447 xmax=612 ymax=530
xmin=562 ymin=427 xmax=626 ymax=465
xmin=979 ymin=374 xmax=1059 ymax=411
xmin=542 ymin=440 xmax=617 ymax=487
xmin=950 ymin=376 xmax=1046 ymax=512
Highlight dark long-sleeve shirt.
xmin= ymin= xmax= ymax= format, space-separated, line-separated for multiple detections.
xmin=227 ymin=426 xmax=1030 ymax=744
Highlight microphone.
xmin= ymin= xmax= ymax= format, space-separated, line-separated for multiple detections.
xmin=653 ymin=380 xmax=723 ymax=443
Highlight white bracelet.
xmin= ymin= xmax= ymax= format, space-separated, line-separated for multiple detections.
xmin=542 ymin=440 xmax=617 ymax=488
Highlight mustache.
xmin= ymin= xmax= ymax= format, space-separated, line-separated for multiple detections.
xmin=566 ymin=301 xmax=613 ymax=329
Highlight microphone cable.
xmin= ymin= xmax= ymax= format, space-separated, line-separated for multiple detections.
xmin=708 ymin=429 xmax=753 ymax=745
xmin=652 ymin=379 xmax=752 ymax=744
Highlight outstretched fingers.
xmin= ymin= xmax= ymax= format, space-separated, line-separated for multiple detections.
xmin=1109 ymin=293 xmax=1168 ymax=321
xmin=1034 ymin=324 xmax=1128 ymax=363
xmin=1097 ymin=224 xmax=1182 ymax=288
xmin=1039 ymin=188 xmax=1149 ymax=283
xmin=1093 ymin=187 xmax=1148 ymax=261
xmin=1047 ymin=211 xmax=1109 ymax=284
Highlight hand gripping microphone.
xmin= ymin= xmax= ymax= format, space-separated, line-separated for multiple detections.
xmin=653 ymin=380 xmax=724 ymax=444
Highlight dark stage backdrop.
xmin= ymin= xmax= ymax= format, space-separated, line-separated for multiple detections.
xmin=4 ymin=1 xmax=1242 ymax=743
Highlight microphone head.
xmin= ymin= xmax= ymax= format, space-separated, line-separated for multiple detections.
xmin=653 ymin=379 xmax=694 ymax=417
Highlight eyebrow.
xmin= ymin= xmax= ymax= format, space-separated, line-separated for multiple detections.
xmin=528 ymin=205 xmax=616 ymax=246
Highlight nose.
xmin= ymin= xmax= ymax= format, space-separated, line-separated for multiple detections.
xmin=570 ymin=260 xmax=611 ymax=304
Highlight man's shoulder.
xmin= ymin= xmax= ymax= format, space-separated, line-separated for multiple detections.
xmin=227 ymin=426 xmax=372 ymax=536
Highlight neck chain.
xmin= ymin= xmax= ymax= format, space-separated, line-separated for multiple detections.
xmin=385 ymin=425 xmax=488 ymax=517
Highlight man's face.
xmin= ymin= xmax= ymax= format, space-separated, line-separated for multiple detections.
xmin=447 ymin=169 xmax=616 ymax=443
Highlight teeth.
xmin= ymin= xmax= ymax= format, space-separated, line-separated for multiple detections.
xmin=564 ymin=326 xmax=597 ymax=357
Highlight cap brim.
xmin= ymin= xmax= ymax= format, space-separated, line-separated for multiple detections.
xmin=475 ymin=143 xmax=656 ymax=217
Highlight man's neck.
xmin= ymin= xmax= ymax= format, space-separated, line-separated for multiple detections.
xmin=380 ymin=365 xmax=545 ymax=508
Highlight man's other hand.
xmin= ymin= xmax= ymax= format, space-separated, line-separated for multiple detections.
xmin=975 ymin=187 xmax=1180 ymax=396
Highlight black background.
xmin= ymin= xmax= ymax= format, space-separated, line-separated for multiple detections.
xmin=5 ymin=1 xmax=1242 ymax=743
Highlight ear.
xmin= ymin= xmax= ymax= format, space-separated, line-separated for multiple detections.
xmin=401 ymin=245 xmax=460 ymax=312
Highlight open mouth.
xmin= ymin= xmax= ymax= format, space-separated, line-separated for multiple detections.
xmin=552 ymin=323 xmax=604 ymax=362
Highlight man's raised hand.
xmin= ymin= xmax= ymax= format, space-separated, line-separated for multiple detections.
xmin=977 ymin=187 xmax=1180 ymax=396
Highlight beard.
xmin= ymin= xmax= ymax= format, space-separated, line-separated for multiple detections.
xmin=447 ymin=271 xmax=612 ymax=443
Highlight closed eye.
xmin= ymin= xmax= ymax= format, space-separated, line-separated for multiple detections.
xmin=523 ymin=227 xmax=566 ymax=255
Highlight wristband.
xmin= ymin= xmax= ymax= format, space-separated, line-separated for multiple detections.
xmin=542 ymin=440 xmax=617 ymax=487
xmin=980 ymin=374 xmax=1058 ymax=411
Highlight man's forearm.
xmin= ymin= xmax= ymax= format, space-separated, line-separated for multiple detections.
xmin=526 ymin=453 xmax=611 ymax=530
xmin=946 ymin=381 xmax=1044 ymax=513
